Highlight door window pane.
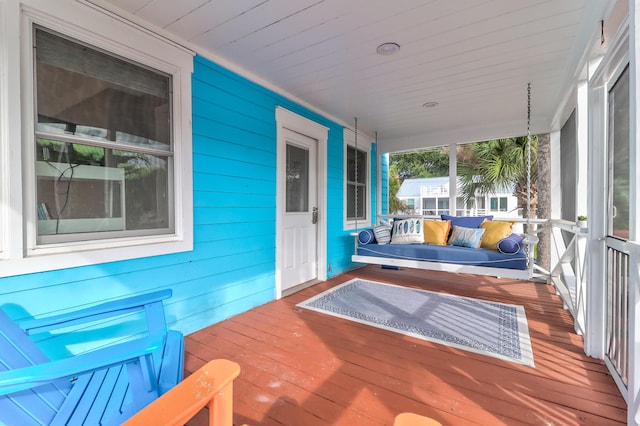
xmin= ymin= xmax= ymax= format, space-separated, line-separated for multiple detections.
xmin=286 ymin=144 xmax=309 ymax=213
xmin=608 ymin=65 xmax=630 ymax=239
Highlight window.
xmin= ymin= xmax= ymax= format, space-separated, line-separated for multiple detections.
xmin=421 ymin=197 xmax=450 ymax=216
xmin=437 ymin=198 xmax=450 ymax=215
xmin=34 ymin=28 xmax=173 ymax=243
xmin=344 ymin=129 xmax=371 ymax=228
xmin=346 ymin=145 xmax=366 ymax=220
xmin=0 ymin=2 xmax=193 ymax=278
xmin=490 ymin=197 xmax=508 ymax=212
xmin=422 ymin=198 xmax=436 ymax=215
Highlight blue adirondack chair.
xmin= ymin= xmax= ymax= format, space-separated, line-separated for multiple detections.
xmin=0 ymin=289 xmax=184 ymax=425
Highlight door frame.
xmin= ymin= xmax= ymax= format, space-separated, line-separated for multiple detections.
xmin=586 ymin=22 xmax=629 ymax=359
xmin=275 ymin=107 xmax=328 ymax=299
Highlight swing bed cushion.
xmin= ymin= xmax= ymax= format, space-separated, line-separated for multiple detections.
xmin=355 ymin=241 xmax=527 ymax=270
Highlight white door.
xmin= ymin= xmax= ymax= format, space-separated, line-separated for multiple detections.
xmin=604 ymin=64 xmax=630 ymax=391
xmin=281 ymin=128 xmax=318 ymax=291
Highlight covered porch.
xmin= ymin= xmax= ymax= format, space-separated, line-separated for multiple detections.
xmin=1 ymin=0 xmax=639 ymax=424
xmin=184 ymin=265 xmax=625 ymax=425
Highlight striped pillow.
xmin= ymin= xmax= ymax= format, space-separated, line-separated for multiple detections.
xmin=372 ymin=225 xmax=392 ymax=244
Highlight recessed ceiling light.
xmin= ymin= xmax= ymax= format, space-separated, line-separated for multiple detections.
xmin=376 ymin=42 xmax=400 ymax=55
xmin=422 ymin=102 xmax=439 ymax=108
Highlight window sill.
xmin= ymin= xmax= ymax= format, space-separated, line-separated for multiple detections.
xmin=0 ymin=235 xmax=193 ymax=279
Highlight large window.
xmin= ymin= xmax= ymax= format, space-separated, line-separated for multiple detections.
xmin=34 ymin=28 xmax=173 ymax=243
xmin=0 ymin=1 xmax=193 ymax=278
xmin=421 ymin=197 xmax=449 ymax=216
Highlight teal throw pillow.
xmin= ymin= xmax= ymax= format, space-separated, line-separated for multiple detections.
xmin=448 ymin=226 xmax=486 ymax=248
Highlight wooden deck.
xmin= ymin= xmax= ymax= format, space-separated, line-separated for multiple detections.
xmin=184 ymin=265 xmax=626 ymax=425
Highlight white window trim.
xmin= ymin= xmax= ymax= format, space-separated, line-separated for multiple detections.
xmin=0 ymin=0 xmax=8 ymax=261
xmin=0 ymin=0 xmax=194 ymax=278
xmin=343 ymin=128 xmax=372 ymax=230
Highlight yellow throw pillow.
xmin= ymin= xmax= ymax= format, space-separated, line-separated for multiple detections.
xmin=480 ymin=220 xmax=514 ymax=249
xmin=423 ymin=220 xmax=451 ymax=245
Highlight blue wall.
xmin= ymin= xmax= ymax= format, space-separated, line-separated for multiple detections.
xmin=0 ymin=54 xmax=375 ymax=355
xmin=381 ymin=153 xmax=389 ymax=214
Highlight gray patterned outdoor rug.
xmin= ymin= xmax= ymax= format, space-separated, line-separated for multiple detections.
xmin=297 ymin=278 xmax=534 ymax=367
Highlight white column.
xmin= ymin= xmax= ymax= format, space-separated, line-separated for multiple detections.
xmin=549 ymin=130 xmax=562 ymax=268
xmin=585 ymin=68 xmax=607 ymax=359
xmin=448 ymin=143 xmax=457 ymax=215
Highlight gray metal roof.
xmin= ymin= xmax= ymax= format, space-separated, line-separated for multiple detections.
xmin=397 ymin=177 xmax=450 ymax=197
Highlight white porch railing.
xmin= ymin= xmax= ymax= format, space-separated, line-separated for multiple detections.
xmin=548 ymin=219 xmax=588 ymax=335
xmin=549 ymin=226 xmax=640 ymax=425
xmin=603 ymin=238 xmax=640 ymax=425
xmin=370 ymin=217 xmax=639 ymax=422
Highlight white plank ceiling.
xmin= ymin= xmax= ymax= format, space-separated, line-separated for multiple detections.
xmin=92 ymin=0 xmax=615 ymax=151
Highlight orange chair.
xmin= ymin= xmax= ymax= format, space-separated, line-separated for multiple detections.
xmin=394 ymin=412 xmax=443 ymax=426
xmin=124 ymin=359 xmax=241 ymax=426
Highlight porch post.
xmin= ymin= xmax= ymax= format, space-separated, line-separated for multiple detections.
xmin=448 ymin=143 xmax=457 ymax=215
xmin=585 ymin=64 xmax=607 ymax=359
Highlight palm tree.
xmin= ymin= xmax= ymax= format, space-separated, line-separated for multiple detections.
xmin=457 ymin=136 xmax=538 ymax=217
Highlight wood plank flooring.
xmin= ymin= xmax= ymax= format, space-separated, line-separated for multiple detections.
xmin=184 ymin=265 xmax=626 ymax=425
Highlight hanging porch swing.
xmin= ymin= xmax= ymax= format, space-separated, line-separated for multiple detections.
xmin=352 ymin=84 xmax=547 ymax=281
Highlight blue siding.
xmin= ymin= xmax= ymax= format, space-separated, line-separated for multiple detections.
xmin=0 ymin=54 xmax=374 ymax=355
xmin=381 ymin=153 xmax=389 ymax=214
xmin=371 ymin=143 xmax=377 ymax=223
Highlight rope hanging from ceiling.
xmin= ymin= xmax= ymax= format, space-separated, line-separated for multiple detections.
xmin=523 ymin=82 xmax=538 ymax=261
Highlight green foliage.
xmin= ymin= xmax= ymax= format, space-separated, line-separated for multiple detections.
xmin=388 ymin=147 xmax=449 ymax=213
xmin=390 ymin=147 xmax=449 ymax=179
xmin=388 ymin=163 xmax=407 ymax=213
xmin=457 ymin=137 xmax=538 ymax=211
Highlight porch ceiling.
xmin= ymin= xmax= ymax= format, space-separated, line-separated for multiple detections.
xmin=93 ymin=0 xmax=615 ymax=151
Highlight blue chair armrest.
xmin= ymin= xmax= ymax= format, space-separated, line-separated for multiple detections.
xmin=19 ymin=289 xmax=172 ymax=335
xmin=0 ymin=332 xmax=164 ymax=395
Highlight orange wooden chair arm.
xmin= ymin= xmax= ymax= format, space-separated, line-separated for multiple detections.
xmin=124 ymin=359 xmax=241 ymax=426
xmin=394 ymin=412 xmax=443 ymax=426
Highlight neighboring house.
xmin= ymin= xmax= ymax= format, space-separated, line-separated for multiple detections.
xmin=396 ymin=177 xmax=520 ymax=218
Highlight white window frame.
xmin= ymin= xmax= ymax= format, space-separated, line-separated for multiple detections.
xmin=0 ymin=0 xmax=193 ymax=278
xmin=0 ymin=0 xmax=8 ymax=261
xmin=343 ymin=128 xmax=372 ymax=229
